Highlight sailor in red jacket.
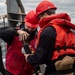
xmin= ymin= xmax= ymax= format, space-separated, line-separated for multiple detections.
xmin=0 ymin=10 xmax=38 ymax=75
xmin=24 ymin=1 xmax=75 ymax=75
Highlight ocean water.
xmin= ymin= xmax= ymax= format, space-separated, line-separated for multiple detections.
xmin=0 ymin=0 xmax=75 ymax=23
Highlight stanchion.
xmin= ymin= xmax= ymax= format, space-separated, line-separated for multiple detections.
xmin=0 ymin=39 xmax=5 ymax=75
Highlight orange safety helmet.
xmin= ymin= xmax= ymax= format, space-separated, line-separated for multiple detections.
xmin=36 ymin=0 xmax=57 ymax=17
xmin=24 ymin=10 xmax=39 ymax=28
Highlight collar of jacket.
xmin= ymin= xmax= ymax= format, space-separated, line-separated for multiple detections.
xmin=38 ymin=13 xmax=75 ymax=30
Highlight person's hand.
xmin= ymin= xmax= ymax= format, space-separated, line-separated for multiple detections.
xmin=17 ymin=30 xmax=29 ymax=43
xmin=24 ymin=54 xmax=33 ymax=62
xmin=24 ymin=54 xmax=30 ymax=62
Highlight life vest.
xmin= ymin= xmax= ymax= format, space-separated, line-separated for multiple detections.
xmin=6 ymin=36 xmax=35 ymax=75
xmin=36 ymin=13 xmax=75 ymax=61
xmin=51 ymin=24 xmax=75 ymax=60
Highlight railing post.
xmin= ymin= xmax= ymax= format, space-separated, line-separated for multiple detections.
xmin=0 ymin=39 xmax=5 ymax=75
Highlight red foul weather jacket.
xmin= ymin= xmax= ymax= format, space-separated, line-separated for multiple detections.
xmin=6 ymin=36 xmax=35 ymax=75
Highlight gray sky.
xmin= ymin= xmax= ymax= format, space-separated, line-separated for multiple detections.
xmin=0 ymin=0 xmax=75 ymax=23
